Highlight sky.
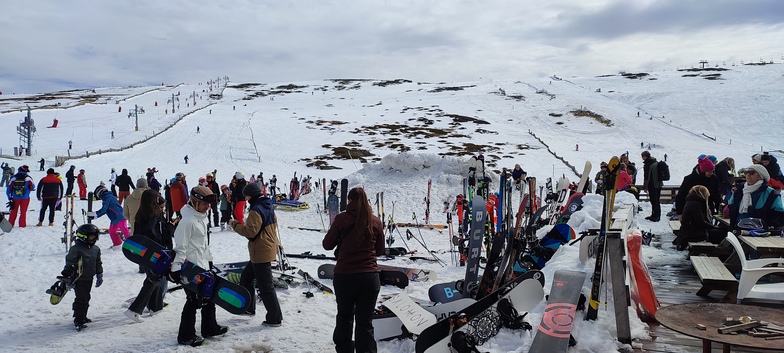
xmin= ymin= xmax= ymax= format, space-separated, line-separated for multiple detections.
xmin=1 ymin=0 xmax=783 ymax=94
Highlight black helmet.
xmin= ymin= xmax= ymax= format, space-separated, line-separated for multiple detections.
xmin=75 ymin=224 xmax=100 ymax=245
xmin=94 ymin=185 xmax=108 ymax=199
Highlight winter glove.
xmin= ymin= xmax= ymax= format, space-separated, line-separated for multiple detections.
xmin=95 ymin=274 xmax=103 ymax=288
xmin=167 ymin=270 xmax=182 ymax=284
xmin=5 ymin=200 xmax=11 ymax=210
xmin=61 ymin=265 xmax=75 ymax=279
xmin=86 ymin=211 xmax=96 ymax=219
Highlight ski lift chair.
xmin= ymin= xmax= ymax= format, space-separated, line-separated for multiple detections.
xmin=724 ymin=232 xmax=784 ymax=304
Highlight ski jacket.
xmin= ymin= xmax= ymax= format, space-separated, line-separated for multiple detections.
xmin=714 ymin=161 xmax=733 ymax=197
xmin=763 ymin=155 xmax=784 ymax=184
xmin=6 ymin=172 xmax=35 ymax=200
xmin=616 ymin=170 xmax=633 ymax=191
xmin=172 ymin=204 xmax=213 ymax=270
xmin=205 ymin=180 xmax=220 ymax=201
xmin=115 ymin=170 xmax=135 ymax=192
xmin=728 ymin=181 xmax=784 ymax=231
xmin=65 ymin=239 xmax=103 ymax=279
xmin=148 ymin=177 xmax=161 ymax=192
xmin=231 ymin=179 xmax=247 ymax=203
xmin=37 ymin=173 xmax=63 ymax=200
xmin=231 ymin=197 xmax=280 ymax=263
xmin=66 ymin=167 xmax=76 ymax=183
xmin=123 ymin=187 xmax=148 ymax=235
xmin=169 ymin=181 xmax=188 ymax=213
xmin=77 ymin=172 xmax=87 ymax=188
xmin=511 ymin=167 xmax=526 ymax=182
xmin=642 ymin=158 xmax=663 ymax=190
xmin=134 ymin=214 xmax=175 ymax=250
xmin=675 ymin=170 xmax=722 ymax=215
xmin=679 ymin=193 xmax=716 ymax=244
xmin=219 ymin=192 xmax=230 ymax=211
xmin=96 ymin=193 xmax=126 ymax=225
xmin=322 ymin=201 xmax=384 ymax=275
xmin=110 ymin=171 xmax=117 ymax=186
xmin=1 ymin=163 xmax=11 ymax=177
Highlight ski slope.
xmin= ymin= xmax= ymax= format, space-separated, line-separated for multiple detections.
xmin=0 ymin=63 xmax=782 ymax=352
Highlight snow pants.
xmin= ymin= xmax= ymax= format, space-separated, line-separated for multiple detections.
xmin=72 ymin=278 xmax=93 ymax=325
xmin=118 ymin=190 xmax=130 ymax=205
xmin=239 ymin=262 xmax=283 ymax=323
xmin=78 ymin=184 xmax=87 ymax=199
xmin=39 ymin=198 xmax=58 ymax=224
xmin=178 ymin=290 xmax=223 ymax=342
xmin=9 ymin=198 xmax=30 ymax=227
xmin=128 ymin=269 xmax=163 ymax=314
xmin=108 ymin=220 xmax=130 ymax=246
xmin=333 ymin=272 xmax=380 ymax=353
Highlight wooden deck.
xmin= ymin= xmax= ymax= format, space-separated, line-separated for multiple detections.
xmin=632 ymin=235 xmax=780 ymax=353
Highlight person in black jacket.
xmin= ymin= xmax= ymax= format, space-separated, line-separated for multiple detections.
xmin=115 ymin=169 xmax=136 ymax=205
xmin=760 ymin=152 xmax=784 ymax=187
xmin=322 ymin=187 xmax=385 ymax=353
xmin=641 ymin=151 xmax=663 ymax=221
xmin=36 ymin=168 xmax=63 ymax=226
xmin=65 ymin=165 xmax=76 ymax=196
xmin=675 ymin=185 xmax=723 ymax=250
xmin=61 ymin=223 xmax=103 ymax=330
xmin=231 ymin=172 xmax=248 ymax=224
xmin=714 ymin=157 xmax=735 ymax=201
xmin=675 ymin=158 xmax=723 ymax=219
xmin=125 ymin=190 xmax=177 ymax=322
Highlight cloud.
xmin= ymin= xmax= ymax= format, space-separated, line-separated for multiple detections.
xmin=0 ymin=0 xmax=782 ymax=94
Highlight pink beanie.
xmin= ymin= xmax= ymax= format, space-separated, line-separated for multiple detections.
xmin=698 ymin=158 xmax=715 ymax=173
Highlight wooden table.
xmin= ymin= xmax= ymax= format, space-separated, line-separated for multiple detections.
xmin=656 ymin=303 xmax=784 ymax=353
xmin=738 ymin=235 xmax=784 ymax=255
xmin=713 ymin=215 xmax=731 ymax=228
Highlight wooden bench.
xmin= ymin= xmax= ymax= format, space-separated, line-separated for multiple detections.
xmin=636 ymin=185 xmax=679 ymax=203
xmin=669 ymin=220 xmax=680 ymax=235
xmin=690 ymin=255 xmax=738 ymax=302
xmin=687 ymin=241 xmax=718 ymax=256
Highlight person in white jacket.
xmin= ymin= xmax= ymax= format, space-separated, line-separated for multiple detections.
xmin=171 ymin=186 xmax=227 ymax=346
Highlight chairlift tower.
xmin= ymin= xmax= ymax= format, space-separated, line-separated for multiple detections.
xmin=127 ymin=104 xmax=145 ymax=131
xmin=17 ymin=105 xmax=36 ymax=156
xmin=699 ymin=60 xmax=708 ymax=69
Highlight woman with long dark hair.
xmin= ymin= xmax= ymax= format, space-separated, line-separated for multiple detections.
xmin=322 ymin=187 xmax=385 ymax=353
xmin=125 ymin=190 xmax=177 ymax=322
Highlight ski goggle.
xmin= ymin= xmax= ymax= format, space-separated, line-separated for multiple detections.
xmin=191 ymin=192 xmax=216 ymax=204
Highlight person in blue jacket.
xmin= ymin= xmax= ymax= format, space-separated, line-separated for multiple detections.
xmin=87 ymin=184 xmax=130 ymax=248
xmin=727 ymin=164 xmax=784 ymax=232
xmin=6 ymin=165 xmax=35 ymax=227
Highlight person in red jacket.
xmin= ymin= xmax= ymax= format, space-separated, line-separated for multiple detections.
xmin=169 ymin=172 xmax=189 ymax=217
xmin=77 ymin=169 xmax=88 ymax=200
xmin=37 ymin=168 xmax=64 ymax=226
xmin=322 ymin=187 xmax=384 ymax=353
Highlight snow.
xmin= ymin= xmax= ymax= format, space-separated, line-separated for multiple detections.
xmin=1 ymin=63 xmax=782 ymax=352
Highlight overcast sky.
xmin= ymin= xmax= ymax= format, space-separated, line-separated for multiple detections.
xmin=1 ymin=0 xmax=782 ymax=94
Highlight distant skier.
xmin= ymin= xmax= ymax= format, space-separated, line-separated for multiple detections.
xmin=65 ymin=165 xmax=76 ymax=195
xmin=0 ymin=162 xmax=11 ymax=187
xmin=575 ymin=144 xmax=579 ymax=151
xmin=184 ymin=155 xmax=189 ymax=164
xmin=196 ymin=126 xmax=200 ymax=133
xmin=39 ymin=158 xmax=45 ymax=171
xmin=68 ymin=140 xmax=73 ymax=150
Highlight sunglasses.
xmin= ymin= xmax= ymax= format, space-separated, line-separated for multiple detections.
xmin=745 ymin=170 xmax=757 ymax=176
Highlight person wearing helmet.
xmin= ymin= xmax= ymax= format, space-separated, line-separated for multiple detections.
xmin=218 ymin=185 xmax=231 ymax=230
xmin=169 ymin=173 xmax=189 ymax=217
xmin=87 ymin=185 xmax=129 ymax=248
xmin=594 ymin=162 xmax=609 ymax=196
xmin=61 ymin=223 xmax=103 ymax=330
xmin=171 ymin=186 xmax=226 ymax=346
xmin=228 ymin=182 xmax=283 ymax=324
xmin=204 ymin=173 xmax=220 ymax=228
xmin=77 ymin=169 xmax=88 ymax=200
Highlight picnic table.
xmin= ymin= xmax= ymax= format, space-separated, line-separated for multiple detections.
xmin=738 ymin=235 xmax=784 ymax=256
xmin=657 ymin=303 xmax=784 ymax=353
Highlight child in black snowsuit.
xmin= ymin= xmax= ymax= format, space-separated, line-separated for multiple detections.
xmin=62 ymin=223 xmax=103 ymax=329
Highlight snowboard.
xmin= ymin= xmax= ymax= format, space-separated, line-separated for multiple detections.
xmin=327 ymin=194 xmax=339 ymax=225
xmin=374 ymin=298 xmax=476 ymax=341
xmin=316 ymin=263 xmax=409 ymax=288
xmin=122 ymin=235 xmax=252 ymax=315
xmin=429 ymin=269 xmax=545 ymax=304
xmin=0 ymin=212 xmax=12 ymax=232
xmin=529 ymin=270 xmax=587 ymax=353
xmin=339 ymin=179 xmax=348 ymax=212
xmin=462 ymin=195 xmax=486 ymax=297
xmin=379 ymin=264 xmax=437 ymax=282
xmin=46 ymin=275 xmax=79 ymax=305
xmin=416 ymin=277 xmax=545 ymax=353
xmin=576 ymin=161 xmax=592 ymax=194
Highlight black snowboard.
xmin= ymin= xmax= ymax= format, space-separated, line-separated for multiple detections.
xmin=317 ymin=263 xmax=409 ymax=289
xmin=529 ymin=270 xmax=587 ymax=353
xmin=339 ymin=179 xmax=348 ymax=212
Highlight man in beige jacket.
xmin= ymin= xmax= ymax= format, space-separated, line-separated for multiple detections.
xmin=123 ymin=178 xmax=149 ymax=236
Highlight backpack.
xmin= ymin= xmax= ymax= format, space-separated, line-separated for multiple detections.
xmin=657 ymin=161 xmax=670 ymax=181
xmin=12 ymin=178 xmax=27 ymax=196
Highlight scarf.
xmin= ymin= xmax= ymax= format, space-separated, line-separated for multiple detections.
xmin=739 ymin=180 xmax=763 ymax=214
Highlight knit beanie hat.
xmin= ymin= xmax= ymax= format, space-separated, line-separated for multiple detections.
xmin=747 ymin=165 xmax=770 ymax=181
xmin=235 ymin=171 xmax=245 ymax=180
xmin=136 ymin=177 xmax=148 ymax=188
xmin=753 ymin=154 xmax=762 ymax=163
xmin=698 ymin=158 xmax=715 ymax=173
xmin=243 ymin=182 xmax=262 ymax=198
xmin=707 ymin=155 xmax=717 ymax=164
xmin=47 ymin=168 xmax=55 ymax=174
